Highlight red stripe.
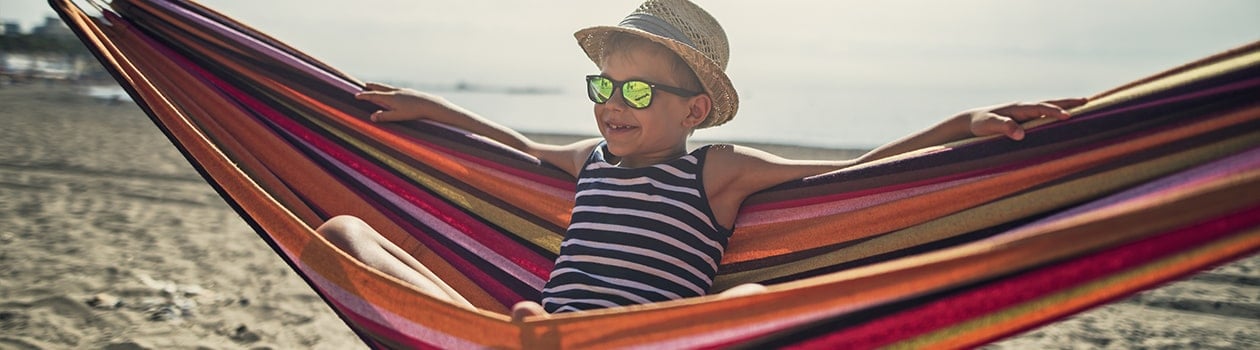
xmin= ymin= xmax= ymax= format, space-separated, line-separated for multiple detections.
xmin=788 ymin=205 xmax=1260 ymax=349
xmin=745 ymin=77 xmax=1260 ymax=214
xmin=388 ymin=126 xmax=578 ymax=192
xmin=223 ymin=87 xmax=544 ymax=294
xmin=180 ymin=65 xmax=548 ymax=302
xmin=327 ymin=298 xmax=446 ymax=349
xmin=741 ymin=151 xmax=1046 ymax=212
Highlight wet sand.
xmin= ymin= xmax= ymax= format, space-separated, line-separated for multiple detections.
xmin=0 ymin=85 xmax=1255 ymax=349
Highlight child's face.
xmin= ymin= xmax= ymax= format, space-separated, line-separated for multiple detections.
xmin=595 ymin=47 xmax=705 ymax=160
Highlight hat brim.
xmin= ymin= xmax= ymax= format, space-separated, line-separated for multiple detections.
xmin=575 ymin=26 xmax=738 ymax=129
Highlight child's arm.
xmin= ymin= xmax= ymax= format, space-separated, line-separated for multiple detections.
xmin=354 ymin=82 xmax=598 ymax=177
xmin=853 ymin=98 xmax=1087 ymax=164
xmin=706 ymin=98 xmax=1086 ymax=227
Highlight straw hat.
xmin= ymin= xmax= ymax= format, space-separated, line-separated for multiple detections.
xmin=575 ymin=0 xmax=738 ymax=129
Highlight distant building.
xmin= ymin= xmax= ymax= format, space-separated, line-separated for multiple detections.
xmin=1 ymin=22 xmax=19 ymax=36
xmin=1 ymin=54 xmax=95 ymax=81
xmin=0 ymin=17 xmax=102 ymax=83
xmin=3 ymin=53 xmax=63 ymax=79
xmin=32 ymin=17 xmax=73 ymax=38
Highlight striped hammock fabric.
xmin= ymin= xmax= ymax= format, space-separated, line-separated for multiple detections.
xmin=53 ymin=0 xmax=1260 ymax=348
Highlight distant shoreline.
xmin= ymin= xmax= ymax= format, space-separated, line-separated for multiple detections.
xmin=520 ymin=131 xmax=870 ymax=161
xmin=24 ymin=82 xmax=872 ymax=161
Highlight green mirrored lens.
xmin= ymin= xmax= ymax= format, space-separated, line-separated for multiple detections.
xmin=589 ymin=76 xmax=614 ymax=103
xmin=623 ymin=81 xmax=652 ymax=108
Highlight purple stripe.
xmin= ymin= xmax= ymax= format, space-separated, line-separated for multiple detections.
xmin=145 ymin=0 xmax=360 ymax=94
xmin=1007 ymin=145 xmax=1260 ymax=236
xmin=1064 ymin=77 xmax=1260 ymax=125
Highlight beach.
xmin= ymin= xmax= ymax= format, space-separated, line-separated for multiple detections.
xmin=0 ymin=84 xmax=1256 ymax=349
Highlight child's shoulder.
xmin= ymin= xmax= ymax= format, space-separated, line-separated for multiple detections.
xmin=699 ymin=143 xmax=846 ymax=196
xmin=698 ymin=143 xmax=781 ymax=181
xmin=700 ymin=143 xmax=778 ymax=168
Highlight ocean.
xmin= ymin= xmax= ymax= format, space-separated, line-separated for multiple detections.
xmin=76 ymin=0 xmax=1260 ymax=149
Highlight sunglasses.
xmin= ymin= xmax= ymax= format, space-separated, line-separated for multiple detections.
xmin=586 ymin=75 xmax=701 ymax=109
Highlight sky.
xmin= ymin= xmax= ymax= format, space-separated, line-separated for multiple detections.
xmin=12 ymin=1 xmax=1255 ymax=89
xmin=7 ymin=0 xmax=1259 ymax=147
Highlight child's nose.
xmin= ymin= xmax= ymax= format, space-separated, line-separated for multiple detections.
xmin=604 ymin=89 xmax=631 ymax=110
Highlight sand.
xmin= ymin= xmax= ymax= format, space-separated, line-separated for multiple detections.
xmin=0 ymin=84 xmax=1256 ymax=349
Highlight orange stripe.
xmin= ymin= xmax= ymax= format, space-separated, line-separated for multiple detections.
xmin=119 ymin=21 xmax=572 ymax=243
xmin=275 ymin=82 xmax=574 ymax=227
xmin=112 ymin=29 xmax=321 ymax=226
xmin=82 ymin=4 xmax=506 ymax=314
xmin=108 ymin=2 xmax=576 ymax=231
xmin=713 ymin=130 xmax=1260 ymax=289
xmin=521 ymin=167 xmax=1260 ymax=348
xmin=724 ymin=104 xmax=1260 ymax=264
xmin=1092 ymin=41 xmax=1260 ymax=101
xmin=916 ymin=227 xmax=1260 ymax=349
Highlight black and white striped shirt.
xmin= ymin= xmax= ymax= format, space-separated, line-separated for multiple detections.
xmin=541 ymin=142 xmax=732 ymax=313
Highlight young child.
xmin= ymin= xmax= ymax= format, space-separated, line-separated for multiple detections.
xmin=317 ymin=0 xmax=1085 ymax=320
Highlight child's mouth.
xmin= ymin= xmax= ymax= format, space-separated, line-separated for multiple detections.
xmin=605 ymin=122 xmax=638 ymax=132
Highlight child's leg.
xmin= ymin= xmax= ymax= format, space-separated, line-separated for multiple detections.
xmin=317 ymin=215 xmax=475 ymax=310
xmin=716 ymin=283 xmax=767 ymax=299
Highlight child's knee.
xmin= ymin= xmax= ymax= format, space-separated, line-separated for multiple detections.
xmin=317 ymin=215 xmax=369 ymax=246
xmin=510 ymin=301 xmax=547 ymax=323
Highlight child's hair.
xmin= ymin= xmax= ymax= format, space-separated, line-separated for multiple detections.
xmin=601 ymin=32 xmax=704 ymax=93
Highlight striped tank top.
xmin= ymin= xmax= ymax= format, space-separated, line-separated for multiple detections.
xmin=541 ymin=142 xmax=732 ymax=313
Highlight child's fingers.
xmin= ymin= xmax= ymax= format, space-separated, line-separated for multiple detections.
xmin=1046 ymin=97 xmax=1088 ymax=110
xmin=369 ymin=110 xmax=394 ymax=122
xmin=991 ymin=102 xmax=1074 ymax=122
xmin=354 ymin=91 xmax=396 ymax=109
xmin=354 ymin=91 xmax=379 ymax=101
xmin=1032 ymin=102 xmax=1073 ymax=121
xmin=996 ymin=103 xmax=1070 ymax=121
xmin=369 ymin=110 xmax=418 ymax=123
xmin=974 ymin=114 xmax=1025 ymax=141
xmin=1028 ymin=98 xmax=1087 ymax=121
xmin=364 ymin=82 xmax=398 ymax=92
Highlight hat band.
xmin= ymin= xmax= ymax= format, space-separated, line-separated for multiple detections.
xmin=618 ymin=13 xmax=696 ymax=49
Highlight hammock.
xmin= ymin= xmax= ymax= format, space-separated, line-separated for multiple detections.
xmin=53 ymin=0 xmax=1260 ymax=348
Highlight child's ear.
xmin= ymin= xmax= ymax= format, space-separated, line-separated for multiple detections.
xmin=683 ymin=94 xmax=713 ymax=128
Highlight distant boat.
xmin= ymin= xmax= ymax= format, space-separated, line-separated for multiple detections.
xmin=84 ymin=84 xmax=132 ymax=102
xmin=0 ymin=52 xmax=92 ymax=80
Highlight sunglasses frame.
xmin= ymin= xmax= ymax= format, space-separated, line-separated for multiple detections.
xmin=586 ymin=75 xmax=702 ymax=109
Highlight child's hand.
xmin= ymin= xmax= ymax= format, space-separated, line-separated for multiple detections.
xmin=354 ymin=82 xmax=455 ymax=123
xmin=966 ymin=98 xmax=1088 ymax=140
